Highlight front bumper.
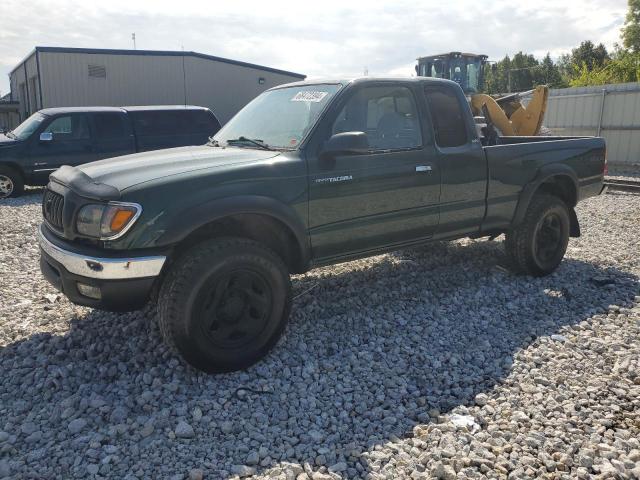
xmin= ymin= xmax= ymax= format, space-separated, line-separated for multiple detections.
xmin=38 ymin=225 xmax=166 ymax=311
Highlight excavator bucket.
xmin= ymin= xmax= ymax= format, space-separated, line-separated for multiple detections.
xmin=470 ymin=85 xmax=549 ymax=136
xmin=508 ymin=85 xmax=549 ymax=136
xmin=470 ymin=94 xmax=516 ymax=136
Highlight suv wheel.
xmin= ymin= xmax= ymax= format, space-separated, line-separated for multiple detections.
xmin=157 ymin=237 xmax=291 ymax=373
xmin=505 ymin=193 xmax=570 ymax=276
xmin=0 ymin=166 xmax=24 ymax=199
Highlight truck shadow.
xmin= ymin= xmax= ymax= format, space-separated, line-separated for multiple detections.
xmin=0 ymin=189 xmax=44 ymax=207
xmin=1 ymin=239 xmax=638 ymax=478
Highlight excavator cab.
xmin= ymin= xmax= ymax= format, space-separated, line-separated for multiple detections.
xmin=416 ymin=52 xmax=488 ymax=94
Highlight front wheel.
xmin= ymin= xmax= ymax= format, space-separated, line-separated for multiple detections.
xmin=505 ymin=194 xmax=570 ymax=276
xmin=0 ymin=166 xmax=24 ymax=199
xmin=157 ymin=237 xmax=291 ymax=373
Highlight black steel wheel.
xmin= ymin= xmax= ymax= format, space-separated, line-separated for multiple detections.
xmin=158 ymin=237 xmax=291 ymax=373
xmin=505 ymin=194 xmax=570 ymax=276
xmin=195 ymin=268 xmax=274 ymax=349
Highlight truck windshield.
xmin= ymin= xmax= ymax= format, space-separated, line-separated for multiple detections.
xmin=213 ymin=84 xmax=342 ymax=150
xmin=10 ymin=113 xmax=47 ymax=140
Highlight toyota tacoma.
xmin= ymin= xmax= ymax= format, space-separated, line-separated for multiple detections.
xmin=38 ymin=77 xmax=607 ymax=373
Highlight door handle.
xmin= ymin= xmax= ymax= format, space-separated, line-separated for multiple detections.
xmin=415 ymin=165 xmax=432 ymax=172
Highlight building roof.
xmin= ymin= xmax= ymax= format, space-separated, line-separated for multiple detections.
xmin=11 ymin=46 xmax=306 ymax=79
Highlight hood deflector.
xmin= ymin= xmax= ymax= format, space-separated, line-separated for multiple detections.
xmin=49 ymin=165 xmax=120 ymax=201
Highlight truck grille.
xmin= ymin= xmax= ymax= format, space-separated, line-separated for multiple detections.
xmin=42 ymin=189 xmax=64 ymax=230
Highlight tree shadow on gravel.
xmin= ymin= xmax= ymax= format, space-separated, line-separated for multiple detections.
xmin=1 ymin=239 xmax=638 ymax=479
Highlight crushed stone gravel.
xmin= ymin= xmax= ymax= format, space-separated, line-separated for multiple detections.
xmin=0 ymin=189 xmax=639 ymax=479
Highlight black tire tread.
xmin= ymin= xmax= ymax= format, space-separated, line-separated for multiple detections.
xmin=157 ymin=236 xmax=291 ymax=372
xmin=505 ymin=193 xmax=569 ymax=276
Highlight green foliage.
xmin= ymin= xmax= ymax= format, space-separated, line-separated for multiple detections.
xmin=569 ymin=50 xmax=640 ymax=86
xmin=483 ymin=52 xmax=566 ymax=94
xmin=622 ymin=0 xmax=640 ymax=52
xmin=569 ymin=41 xmax=610 ymax=71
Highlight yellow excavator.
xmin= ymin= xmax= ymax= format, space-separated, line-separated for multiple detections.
xmin=416 ymin=52 xmax=549 ymax=136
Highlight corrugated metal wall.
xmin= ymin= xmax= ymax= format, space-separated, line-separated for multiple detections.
xmin=9 ymin=52 xmax=41 ymax=120
xmin=545 ymin=83 xmax=640 ymax=166
xmin=35 ymin=51 xmax=302 ymax=124
xmin=184 ymin=56 xmax=303 ymax=124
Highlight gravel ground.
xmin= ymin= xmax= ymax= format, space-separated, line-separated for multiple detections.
xmin=607 ymin=164 xmax=640 ymax=182
xmin=0 ymin=190 xmax=639 ymax=480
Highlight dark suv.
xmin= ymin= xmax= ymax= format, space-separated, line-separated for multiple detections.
xmin=0 ymin=105 xmax=221 ymax=197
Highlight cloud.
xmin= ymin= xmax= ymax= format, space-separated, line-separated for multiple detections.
xmin=0 ymin=0 xmax=628 ymax=96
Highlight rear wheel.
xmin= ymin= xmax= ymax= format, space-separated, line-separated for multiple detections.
xmin=0 ymin=166 xmax=24 ymax=199
xmin=157 ymin=237 xmax=291 ymax=373
xmin=505 ymin=194 xmax=570 ymax=276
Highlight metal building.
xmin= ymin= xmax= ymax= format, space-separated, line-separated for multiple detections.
xmin=8 ymin=46 xmax=306 ymax=125
xmin=545 ymin=82 xmax=640 ymax=166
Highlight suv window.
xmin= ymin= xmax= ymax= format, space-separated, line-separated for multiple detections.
xmin=188 ymin=110 xmax=221 ymax=135
xmin=424 ymin=86 xmax=468 ymax=148
xmin=130 ymin=111 xmax=175 ymax=136
xmin=332 ymin=86 xmax=422 ymax=150
xmin=130 ymin=110 xmax=220 ymax=136
xmin=43 ymin=115 xmax=90 ymax=140
xmin=93 ymin=113 xmax=128 ymax=139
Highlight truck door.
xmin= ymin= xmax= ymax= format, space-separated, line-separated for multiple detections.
xmin=28 ymin=113 xmax=96 ymax=183
xmin=91 ymin=112 xmax=135 ymax=160
xmin=423 ymin=85 xmax=487 ymax=238
xmin=308 ymin=83 xmax=441 ymax=260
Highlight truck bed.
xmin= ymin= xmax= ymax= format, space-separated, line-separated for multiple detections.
xmin=480 ymin=136 xmax=606 ymax=232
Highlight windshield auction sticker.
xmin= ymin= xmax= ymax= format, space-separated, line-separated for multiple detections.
xmin=291 ymin=91 xmax=329 ymax=102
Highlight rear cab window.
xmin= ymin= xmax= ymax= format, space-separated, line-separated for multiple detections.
xmin=423 ymin=85 xmax=469 ymax=148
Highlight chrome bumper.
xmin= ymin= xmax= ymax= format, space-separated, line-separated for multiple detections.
xmin=38 ymin=225 xmax=166 ymax=280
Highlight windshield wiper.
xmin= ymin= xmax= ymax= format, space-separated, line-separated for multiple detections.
xmin=207 ymin=137 xmax=221 ymax=147
xmin=4 ymin=131 xmax=16 ymax=139
xmin=226 ymin=136 xmax=274 ymax=151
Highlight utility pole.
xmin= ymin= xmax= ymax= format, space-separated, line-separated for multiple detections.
xmin=132 ymin=33 xmax=136 ymax=50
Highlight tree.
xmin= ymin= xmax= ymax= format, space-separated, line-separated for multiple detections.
xmin=535 ymin=54 xmax=568 ymax=88
xmin=483 ymin=52 xmax=566 ymax=94
xmin=622 ymin=0 xmax=640 ymax=52
xmin=570 ymin=41 xmax=610 ymax=71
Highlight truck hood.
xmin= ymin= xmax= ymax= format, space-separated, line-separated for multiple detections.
xmin=78 ymin=145 xmax=281 ymax=192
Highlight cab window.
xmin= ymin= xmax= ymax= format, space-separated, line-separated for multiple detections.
xmin=332 ymin=86 xmax=422 ymax=151
xmin=423 ymin=86 xmax=469 ymax=148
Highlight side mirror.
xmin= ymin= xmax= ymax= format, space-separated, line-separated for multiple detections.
xmin=40 ymin=132 xmax=53 ymax=142
xmin=321 ymin=131 xmax=369 ymax=159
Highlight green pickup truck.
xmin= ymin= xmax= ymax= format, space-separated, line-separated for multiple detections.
xmin=38 ymin=77 xmax=606 ymax=373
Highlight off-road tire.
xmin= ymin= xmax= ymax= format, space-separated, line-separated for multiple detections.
xmin=157 ymin=237 xmax=291 ymax=373
xmin=505 ymin=194 xmax=570 ymax=276
xmin=0 ymin=166 xmax=24 ymax=198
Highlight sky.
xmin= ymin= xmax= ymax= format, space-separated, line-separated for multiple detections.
xmin=0 ymin=0 xmax=629 ymax=96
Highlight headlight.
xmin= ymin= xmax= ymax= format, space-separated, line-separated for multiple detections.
xmin=76 ymin=202 xmax=141 ymax=239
